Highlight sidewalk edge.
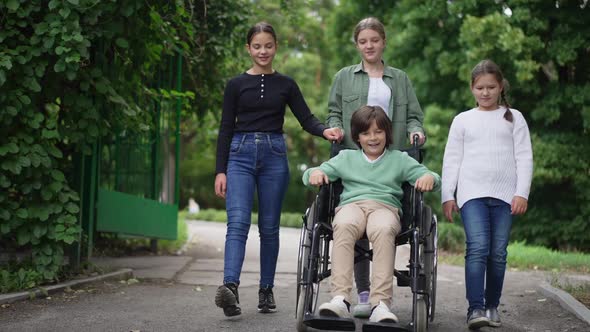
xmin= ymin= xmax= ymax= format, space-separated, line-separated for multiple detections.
xmin=539 ymin=281 xmax=590 ymax=326
xmin=0 ymin=268 xmax=134 ymax=305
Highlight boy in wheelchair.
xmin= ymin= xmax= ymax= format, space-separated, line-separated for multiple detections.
xmin=302 ymin=105 xmax=440 ymax=324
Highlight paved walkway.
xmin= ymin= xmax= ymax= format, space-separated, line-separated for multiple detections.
xmin=0 ymin=219 xmax=588 ymax=332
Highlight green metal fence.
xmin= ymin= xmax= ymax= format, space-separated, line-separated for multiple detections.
xmin=72 ymin=52 xmax=183 ymax=263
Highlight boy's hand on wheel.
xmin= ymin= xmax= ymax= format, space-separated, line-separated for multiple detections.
xmin=309 ymin=169 xmax=329 ymax=186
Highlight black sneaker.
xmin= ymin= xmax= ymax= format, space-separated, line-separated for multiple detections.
xmin=258 ymin=286 xmax=277 ymax=313
xmin=215 ymin=283 xmax=241 ymax=317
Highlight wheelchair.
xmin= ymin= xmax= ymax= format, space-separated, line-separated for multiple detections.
xmin=295 ymin=138 xmax=438 ymax=332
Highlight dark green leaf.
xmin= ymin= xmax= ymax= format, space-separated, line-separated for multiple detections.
xmin=6 ymin=0 xmax=19 ymax=11
xmin=46 ymin=145 xmax=62 ymax=158
xmin=50 ymin=169 xmax=65 ymax=181
xmin=115 ymin=38 xmax=129 ymax=48
xmin=65 ymin=202 xmax=79 ymax=214
xmin=16 ymin=209 xmax=28 ymax=218
xmin=59 ymin=8 xmax=71 ymax=18
xmin=17 ymin=229 xmax=30 ymax=245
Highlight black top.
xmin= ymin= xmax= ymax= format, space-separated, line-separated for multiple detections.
xmin=215 ymin=72 xmax=327 ymax=174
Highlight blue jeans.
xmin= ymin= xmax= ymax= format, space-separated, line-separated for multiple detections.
xmin=223 ymin=132 xmax=290 ymax=288
xmin=460 ymin=197 xmax=513 ymax=314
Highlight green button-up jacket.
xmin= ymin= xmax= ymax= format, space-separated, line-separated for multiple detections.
xmin=326 ymin=62 xmax=424 ymax=150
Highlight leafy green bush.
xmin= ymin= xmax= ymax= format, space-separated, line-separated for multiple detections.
xmin=0 ymin=263 xmax=43 ymax=293
xmin=0 ymin=1 xmax=221 ymax=285
xmin=186 ymin=209 xmax=304 ymax=228
xmin=437 ymin=222 xmax=465 ymax=253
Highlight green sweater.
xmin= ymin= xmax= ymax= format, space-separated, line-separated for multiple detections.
xmin=302 ymin=149 xmax=441 ymax=212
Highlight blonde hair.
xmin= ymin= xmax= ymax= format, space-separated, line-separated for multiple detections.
xmin=353 ymin=17 xmax=386 ymax=43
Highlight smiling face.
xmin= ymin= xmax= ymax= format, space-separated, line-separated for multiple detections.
xmin=246 ymin=32 xmax=276 ymax=72
xmin=358 ymin=119 xmax=387 ymax=160
xmin=471 ymin=73 xmax=503 ymax=111
xmin=355 ymin=28 xmax=385 ymax=65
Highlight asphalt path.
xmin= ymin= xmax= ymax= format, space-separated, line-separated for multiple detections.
xmin=0 ymin=220 xmax=587 ymax=332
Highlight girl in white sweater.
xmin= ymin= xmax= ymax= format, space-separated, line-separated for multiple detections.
xmin=441 ymin=60 xmax=533 ymax=329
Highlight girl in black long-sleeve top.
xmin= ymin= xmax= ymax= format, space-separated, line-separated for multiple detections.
xmin=213 ymin=21 xmax=341 ymax=317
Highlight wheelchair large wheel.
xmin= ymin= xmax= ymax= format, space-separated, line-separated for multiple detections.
xmin=296 ymin=204 xmax=314 ymax=332
xmin=422 ymin=206 xmax=438 ymax=322
xmin=296 ymin=201 xmax=328 ymax=332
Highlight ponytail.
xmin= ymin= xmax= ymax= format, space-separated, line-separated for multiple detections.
xmin=500 ymin=79 xmax=513 ymax=122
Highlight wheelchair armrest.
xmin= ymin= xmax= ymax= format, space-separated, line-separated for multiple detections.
xmin=316 ymin=180 xmax=342 ymax=221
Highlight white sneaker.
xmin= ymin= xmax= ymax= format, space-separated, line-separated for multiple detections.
xmin=352 ymin=291 xmax=371 ymax=318
xmin=318 ymin=295 xmax=351 ymax=318
xmin=369 ymin=301 xmax=398 ymax=323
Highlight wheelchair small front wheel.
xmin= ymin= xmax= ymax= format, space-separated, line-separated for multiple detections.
xmin=414 ymin=296 xmax=428 ymax=332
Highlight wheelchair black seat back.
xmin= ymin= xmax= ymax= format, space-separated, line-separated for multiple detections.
xmin=295 ymin=141 xmax=438 ymax=332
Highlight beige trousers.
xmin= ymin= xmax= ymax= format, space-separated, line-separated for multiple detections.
xmin=330 ymin=199 xmax=401 ymax=307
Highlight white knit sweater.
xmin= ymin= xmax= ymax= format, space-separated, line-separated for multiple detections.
xmin=441 ymin=107 xmax=533 ymax=208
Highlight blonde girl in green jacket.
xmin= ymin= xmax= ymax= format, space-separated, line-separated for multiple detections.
xmin=327 ymin=17 xmax=425 ymax=149
xmin=326 ymin=17 xmax=426 ymax=318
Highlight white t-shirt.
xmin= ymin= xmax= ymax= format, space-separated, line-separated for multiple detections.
xmin=367 ymin=77 xmax=391 ymax=115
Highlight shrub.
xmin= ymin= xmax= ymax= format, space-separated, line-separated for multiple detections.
xmin=437 ymin=222 xmax=465 ymax=253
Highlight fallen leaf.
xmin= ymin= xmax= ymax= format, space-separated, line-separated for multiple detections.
xmin=126 ymin=278 xmax=139 ymax=285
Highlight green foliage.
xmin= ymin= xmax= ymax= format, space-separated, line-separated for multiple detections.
xmin=441 ymin=240 xmax=590 ymax=274
xmin=185 ymin=208 xmax=304 ymax=228
xmin=1 ymin=0 xmax=247 ymax=284
xmin=437 ymin=222 xmax=465 ymax=253
xmin=0 ymin=263 xmax=44 ymax=293
xmin=327 ymin=0 xmax=590 ymax=251
xmin=508 ymin=241 xmax=590 ymax=273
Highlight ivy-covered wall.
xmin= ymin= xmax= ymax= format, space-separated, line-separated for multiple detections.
xmin=0 ymin=0 xmax=250 ymax=291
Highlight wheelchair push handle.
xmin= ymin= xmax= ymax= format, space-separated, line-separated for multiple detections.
xmin=412 ymin=133 xmax=427 ymax=149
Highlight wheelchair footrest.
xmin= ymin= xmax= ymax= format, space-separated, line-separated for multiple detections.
xmin=304 ymin=315 xmax=356 ymax=331
xmin=362 ymin=321 xmax=410 ymax=332
xmin=394 ymin=269 xmax=411 ymax=287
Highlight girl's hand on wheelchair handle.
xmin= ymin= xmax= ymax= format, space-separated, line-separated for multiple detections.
xmin=410 ymin=132 xmax=426 ymax=146
xmin=309 ymin=169 xmax=329 ymax=186
xmin=511 ymin=196 xmax=528 ymax=215
xmin=414 ymin=174 xmax=435 ymax=192
xmin=442 ymin=200 xmax=458 ymax=223
xmin=214 ymin=173 xmax=227 ymax=199
xmin=323 ymin=127 xmax=344 ymax=143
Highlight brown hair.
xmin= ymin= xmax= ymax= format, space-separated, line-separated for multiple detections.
xmin=471 ymin=59 xmax=513 ymax=122
xmin=246 ymin=22 xmax=277 ymax=45
xmin=351 ymin=106 xmax=393 ymax=149
xmin=353 ymin=17 xmax=386 ymax=43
